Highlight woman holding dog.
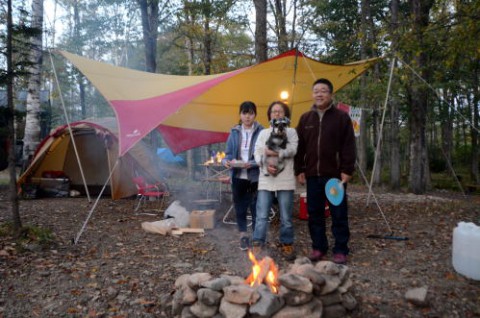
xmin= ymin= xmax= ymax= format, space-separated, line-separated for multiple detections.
xmin=252 ymin=101 xmax=298 ymax=261
xmin=223 ymin=101 xmax=264 ymax=250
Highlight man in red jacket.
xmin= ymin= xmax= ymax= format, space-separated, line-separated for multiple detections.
xmin=294 ymin=78 xmax=356 ymax=265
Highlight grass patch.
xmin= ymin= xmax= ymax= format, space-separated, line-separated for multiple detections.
xmin=0 ymin=222 xmax=55 ymax=250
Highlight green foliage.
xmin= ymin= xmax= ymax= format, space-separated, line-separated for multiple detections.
xmin=0 ymin=222 xmax=55 ymax=248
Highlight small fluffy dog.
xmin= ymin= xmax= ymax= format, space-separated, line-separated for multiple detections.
xmin=263 ymin=117 xmax=290 ymax=176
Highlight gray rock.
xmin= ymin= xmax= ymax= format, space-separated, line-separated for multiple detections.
xmin=337 ymin=277 xmax=353 ymax=294
xmin=272 ymin=298 xmax=323 ymax=318
xmin=278 ymin=273 xmax=313 ymax=293
xmin=201 ymin=277 xmax=231 ymax=291
xmin=219 ymin=298 xmax=248 ymax=318
xmin=291 ymin=264 xmax=326 ymax=286
xmin=318 ymin=290 xmax=342 ymax=306
xmin=187 ymin=272 xmax=213 ymax=290
xmin=175 ymin=274 xmax=191 ymax=289
xmin=279 ymin=286 xmax=313 ymax=306
xmin=314 ymin=261 xmax=341 ymax=275
xmin=180 ymin=285 xmax=197 ymax=305
xmin=341 ymin=292 xmax=357 ymax=310
xmin=180 ymin=305 xmax=195 ymax=318
xmin=190 ymin=300 xmax=218 ymax=318
xmin=294 ymin=257 xmax=313 ymax=266
xmin=249 ymin=285 xmax=285 ymax=317
xmin=223 ymin=284 xmax=259 ymax=305
xmin=220 ymin=274 xmax=246 ymax=286
xmin=319 ymin=275 xmax=341 ymax=295
xmin=405 ymin=286 xmax=429 ymax=307
xmin=197 ymin=288 xmax=223 ymax=306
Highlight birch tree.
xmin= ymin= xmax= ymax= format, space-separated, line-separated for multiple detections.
xmin=22 ymin=0 xmax=44 ymax=165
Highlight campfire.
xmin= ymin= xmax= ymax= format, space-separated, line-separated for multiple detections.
xmin=245 ymin=251 xmax=279 ymax=293
xmin=170 ymin=256 xmax=358 ymax=317
xmin=204 ymin=151 xmax=226 ymax=165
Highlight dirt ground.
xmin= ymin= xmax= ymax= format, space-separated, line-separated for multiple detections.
xmin=1 ymin=180 xmax=480 ymax=318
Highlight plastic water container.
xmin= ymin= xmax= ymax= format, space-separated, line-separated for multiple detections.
xmin=452 ymin=222 xmax=480 ymax=280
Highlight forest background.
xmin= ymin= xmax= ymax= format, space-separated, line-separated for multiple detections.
xmin=0 ymin=0 xmax=479 ymax=232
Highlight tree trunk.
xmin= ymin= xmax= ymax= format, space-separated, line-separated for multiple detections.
xmin=186 ymin=34 xmax=195 ymax=179
xmin=22 ymin=0 xmax=44 ymax=165
xmin=271 ymin=0 xmax=288 ymax=52
xmin=357 ymin=0 xmax=368 ymax=175
xmin=408 ymin=0 xmax=433 ymax=194
xmin=253 ymin=0 xmax=268 ymax=62
xmin=440 ymin=91 xmax=453 ymax=174
xmin=6 ymin=0 xmax=22 ymax=234
xmin=73 ymin=0 xmax=86 ymax=119
xmin=471 ymin=67 xmax=479 ymax=184
xmin=138 ymin=0 xmax=159 ymax=73
xmin=372 ymin=108 xmax=382 ymax=185
xmin=203 ymin=15 xmax=212 ymax=75
xmin=389 ymin=0 xmax=400 ymax=189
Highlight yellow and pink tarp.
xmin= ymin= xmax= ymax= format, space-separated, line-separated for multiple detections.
xmin=59 ymin=50 xmax=378 ymax=155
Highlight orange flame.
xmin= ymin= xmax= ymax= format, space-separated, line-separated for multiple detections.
xmin=204 ymin=151 xmax=226 ymax=165
xmin=245 ymin=250 xmax=279 ymax=293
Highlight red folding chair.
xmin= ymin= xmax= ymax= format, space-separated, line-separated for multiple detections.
xmin=132 ymin=176 xmax=169 ymax=213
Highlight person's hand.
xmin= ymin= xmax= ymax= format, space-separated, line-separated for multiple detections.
xmin=224 ymin=160 xmax=231 ymax=169
xmin=244 ymin=162 xmax=251 ymax=169
xmin=297 ymin=173 xmax=306 ymax=185
xmin=265 ymin=148 xmax=278 ymax=157
xmin=267 ymin=165 xmax=278 ymax=175
xmin=340 ymin=172 xmax=351 ymax=184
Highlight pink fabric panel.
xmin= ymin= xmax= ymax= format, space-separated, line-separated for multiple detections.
xmin=157 ymin=125 xmax=228 ymax=154
xmin=110 ymin=68 xmax=245 ymax=155
xmin=337 ymin=102 xmax=350 ymax=114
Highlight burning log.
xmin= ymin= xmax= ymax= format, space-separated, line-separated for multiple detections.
xmin=245 ymin=252 xmax=279 ymax=293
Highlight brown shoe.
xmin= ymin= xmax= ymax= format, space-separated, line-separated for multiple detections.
xmin=281 ymin=244 xmax=296 ymax=261
xmin=252 ymin=241 xmax=262 ymax=256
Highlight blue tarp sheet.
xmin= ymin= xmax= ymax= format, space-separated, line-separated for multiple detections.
xmin=156 ymin=148 xmax=185 ymax=164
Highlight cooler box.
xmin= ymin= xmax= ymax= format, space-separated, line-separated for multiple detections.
xmin=31 ymin=177 xmax=70 ymax=198
xmin=299 ymin=193 xmax=308 ymax=220
xmin=299 ymin=193 xmax=330 ymax=220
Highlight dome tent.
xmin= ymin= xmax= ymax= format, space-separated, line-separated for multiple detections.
xmin=18 ymin=117 xmax=164 ymax=199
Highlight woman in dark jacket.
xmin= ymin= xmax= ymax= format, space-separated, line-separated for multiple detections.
xmin=223 ymin=101 xmax=264 ymax=250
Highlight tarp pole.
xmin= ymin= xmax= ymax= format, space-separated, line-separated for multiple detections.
xmin=49 ymin=49 xmax=91 ymax=202
xmin=289 ymin=48 xmax=300 ymax=117
xmin=366 ymin=57 xmax=396 ymax=206
xmin=74 ymin=159 xmax=119 ymax=244
xmin=356 ymin=161 xmax=393 ymax=234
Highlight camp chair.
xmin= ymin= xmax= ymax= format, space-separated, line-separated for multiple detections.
xmin=132 ymin=176 xmax=169 ymax=213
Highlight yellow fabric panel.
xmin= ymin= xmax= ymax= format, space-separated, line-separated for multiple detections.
xmin=59 ymin=51 xmax=234 ymax=101
xmin=31 ymin=135 xmax=70 ymax=178
xmin=162 ymin=54 xmax=376 ymax=129
xmin=60 ymin=50 xmax=378 ymax=132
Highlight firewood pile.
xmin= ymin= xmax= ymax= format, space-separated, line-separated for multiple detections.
xmin=168 ymin=257 xmax=357 ymax=318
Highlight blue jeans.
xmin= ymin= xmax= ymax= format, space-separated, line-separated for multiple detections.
xmin=307 ymin=176 xmax=350 ymax=255
xmin=231 ymin=178 xmax=258 ymax=233
xmin=253 ymin=190 xmax=294 ymax=245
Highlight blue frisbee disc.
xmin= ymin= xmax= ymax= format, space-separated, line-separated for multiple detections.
xmin=325 ymin=178 xmax=345 ymax=206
